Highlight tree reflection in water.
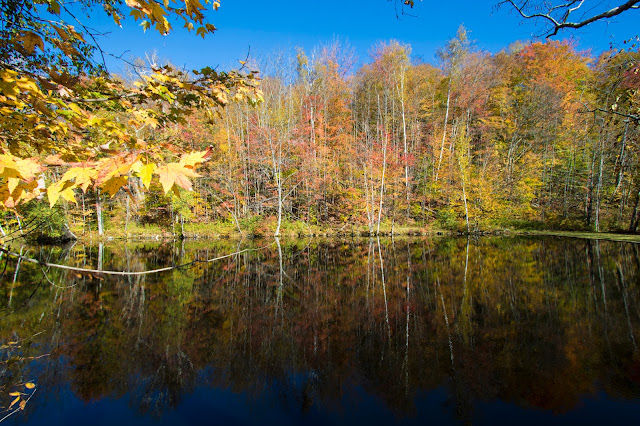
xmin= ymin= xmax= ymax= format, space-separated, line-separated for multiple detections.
xmin=1 ymin=236 xmax=640 ymax=423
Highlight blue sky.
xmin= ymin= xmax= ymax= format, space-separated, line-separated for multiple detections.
xmin=89 ymin=1 xmax=639 ymax=75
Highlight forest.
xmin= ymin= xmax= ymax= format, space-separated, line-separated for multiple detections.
xmin=1 ymin=2 xmax=639 ymax=240
xmin=3 ymin=3 xmax=640 ymax=424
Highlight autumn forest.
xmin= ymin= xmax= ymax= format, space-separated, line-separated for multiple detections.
xmin=1 ymin=1 xmax=639 ymax=240
xmin=2 ymin=1 xmax=640 ymax=424
xmin=48 ymin=29 xmax=640 ymax=238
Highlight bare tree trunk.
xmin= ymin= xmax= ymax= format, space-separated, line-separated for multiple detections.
xmin=96 ymin=189 xmax=103 ymax=237
xmin=435 ymin=81 xmax=451 ymax=182
xmin=377 ymin=123 xmax=388 ymax=235
xmin=98 ymin=242 xmax=104 ymax=272
xmin=629 ymin=188 xmax=640 ymax=232
xmin=595 ymin=139 xmax=605 ymax=232
xmin=459 ymin=157 xmax=470 ymax=232
xmin=398 ymin=66 xmax=410 ymax=217
xmin=125 ymin=190 xmax=130 ymax=237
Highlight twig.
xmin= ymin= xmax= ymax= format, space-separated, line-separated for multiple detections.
xmin=0 ymin=388 xmax=36 ymax=423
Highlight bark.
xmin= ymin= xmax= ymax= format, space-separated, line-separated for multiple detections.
xmin=435 ymin=81 xmax=451 ymax=182
xmin=96 ymin=189 xmax=103 ymax=237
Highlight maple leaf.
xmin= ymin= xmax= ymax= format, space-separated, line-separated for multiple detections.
xmin=95 ymin=154 xmax=138 ymax=186
xmin=16 ymin=31 xmax=44 ymax=55
xmin=61 ymin=167 xmax=98 ymax=192
xmin=137 ymin=163 xmax=156 ymax=189
xmin=7 ymin=177 xmax=20 ymax=194
xmin=179 ymin=147 xmax=213 ymax=168
xmin=102 ymin=175 xmax=128 ymax=197
xmin=156 ymin=162 xmax=199 ymax=194
xmin=47 ymin=180 xmax=76 ymax=207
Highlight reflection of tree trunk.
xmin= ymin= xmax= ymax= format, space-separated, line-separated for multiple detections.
xmin=377 ymin=237 xmax=390 ymax=340
xmin=586 ymin=241 xmax=599 ymax=311
xmin=437 ymin=277 xmax=454 ymax=368
xmin=459 ymin=238 xmax=473 ymax=343
xmin=595 ymin=241 xmax=607 ymax=315
xmin=616 ymin=261 xmax=637 ymax=350
xmin=8 ymin=247 xmax=23 ymax=307
xmin=404 ymin=243 xmax=411 ymax=394
xmin=366 ymin=238 xmax=374 ymax=307
xmin=589 ymin=240 xmax=613 ymax=353
xmin=275 ymin=237 xmax=284 ymax=320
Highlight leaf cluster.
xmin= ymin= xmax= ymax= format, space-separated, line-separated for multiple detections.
xmin=0 ymin=0 xmax=262 ymax=210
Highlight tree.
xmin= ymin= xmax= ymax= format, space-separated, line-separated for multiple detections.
xmin=0 ymin=0 xmax=261 ymax=212
xmin=500 ymin=0 xmax=640 ymax=37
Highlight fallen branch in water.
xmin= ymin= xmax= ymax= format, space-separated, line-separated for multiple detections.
xmin=0 ymin=388 xmax=36 ymax=423
xmin=0 ymin=243 xmax=274 ymax=277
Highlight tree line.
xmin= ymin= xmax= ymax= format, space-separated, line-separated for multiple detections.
xmin=3 ymin=26 xmax=640 ymax=238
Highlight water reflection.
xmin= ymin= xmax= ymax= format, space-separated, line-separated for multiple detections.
xmin=1 ymin=236 xmax=640 ymax=424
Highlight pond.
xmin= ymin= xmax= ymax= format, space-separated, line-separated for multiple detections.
xmin=1 ymin=236 xmax=640 ymax=425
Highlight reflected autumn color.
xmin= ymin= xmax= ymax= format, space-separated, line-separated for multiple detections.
xmin=1 ymin=236 xmax=640 ymax=424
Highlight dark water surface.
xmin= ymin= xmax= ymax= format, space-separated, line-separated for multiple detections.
xmin=2 ymin=236 xmax=640 ymax=425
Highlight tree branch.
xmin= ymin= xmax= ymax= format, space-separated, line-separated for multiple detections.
xmin=0 ymin=243 xmax=274 ymax=276
xmin=501 ymin=0 xmax=640 ymax=37
xmin=581 ymin=103 xmax=640 ymax=124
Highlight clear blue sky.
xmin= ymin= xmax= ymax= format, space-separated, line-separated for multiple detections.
xmin=90 ymin=0 xmax=639 ymax=75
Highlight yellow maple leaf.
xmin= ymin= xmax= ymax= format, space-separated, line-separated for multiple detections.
xmin=137 ymin=163 xmax=156 ymax=189
xmin=47 ymin=180 xmax=76 ymax=207
xmin=14 ymin=158 xmax=43 ymax=181
xmin=156 ymin=162 xmax=199 ymax=194
xmin=7 ymin=177 xmax=20 ymax=194
xmin=95 ymin=154 xmax=137 ymax=185
xmin=61 ymin=167 xmax=97 ymax=192
xmin=179 ymin=147 xmax=213 ymax=168
xmin=101 ymin=175 xmax=128 ymax=197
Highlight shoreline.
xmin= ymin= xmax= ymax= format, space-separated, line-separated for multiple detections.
xmin=68 ymin=224 xmax=640 ymax=244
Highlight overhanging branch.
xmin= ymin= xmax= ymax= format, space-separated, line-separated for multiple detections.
xmin=501 ymin=0 xmax=640 ymax=37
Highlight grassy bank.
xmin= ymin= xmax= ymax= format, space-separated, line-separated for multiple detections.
xmin=75 ymin=219 xmax=441 ymax=241
xmin=5 ymin=208 xmax=637 ymax=243
xmin=519 ymin=230 xmax=640 ymax=243
xmin=71 ymin=216 xmax=525 ymax=242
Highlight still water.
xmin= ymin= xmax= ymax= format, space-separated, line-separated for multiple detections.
xmin=1 ymin=236 xmax=640 ymax=425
